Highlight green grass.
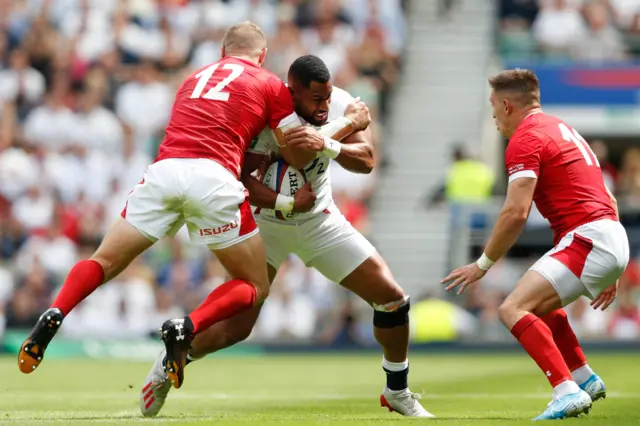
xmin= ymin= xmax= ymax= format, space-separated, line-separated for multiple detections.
xmin=1 ymin=353 xmax=639 ymax=425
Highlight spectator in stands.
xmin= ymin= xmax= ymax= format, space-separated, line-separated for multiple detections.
xmin=499 ymin=0 xmax=538 ymax=26
xmin=532 ymin=0 xmax=584 ymax=58
xmin=5 ymin=259 xmax=55 ymax=329
xmin=609 ymin=0 xmax=640 ymax=32
xmin=0 ymin=48 xmax=45 ymax=120
xmin=301 ymin=2 xmax=355 ymax=77
xmin=263 ymin=17 xmax=306 ymax=79
xmin=115 ymin=61 xmax=172 ymax=155
xmin=422 ymin=145 xmax=495 ymax=209
xmin=570 ymin=1 xmax=628 ymax=62
xmin=498 ymin=0 xmax=539 ymax=61
xmin=23 ymin=74 xmax=76 ymax=154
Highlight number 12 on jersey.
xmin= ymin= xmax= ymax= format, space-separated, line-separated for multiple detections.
xmin=558 ymin=123 xmax=600 ymax=167
xmin=190 ymin=63 xmax=245 ymax=101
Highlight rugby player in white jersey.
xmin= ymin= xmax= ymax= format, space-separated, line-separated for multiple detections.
xmin=140 ymin=55 xmax=434 ymax=419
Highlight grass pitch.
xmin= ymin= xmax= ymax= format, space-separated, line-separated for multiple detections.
xmin=1 ymin=352 xmax=638 ymax=425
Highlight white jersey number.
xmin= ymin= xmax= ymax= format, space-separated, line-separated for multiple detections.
xmin=558 ymin=123 xmax=600 ymax=167
xmin=190 ymin=63 xmax=244 ymax=101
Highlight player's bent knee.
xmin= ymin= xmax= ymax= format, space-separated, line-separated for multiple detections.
xmin=253 ymin=283 xmax=269 ymax=304
xmin=373 ymin=296 xmax=410 ymax=328
xmin=377 ymin=283 xmax=405 ymax=306
xmin=497 ymin=300 xmax=515 ymax=324
xmin=497 ymin=298 xmax=534 ymax=327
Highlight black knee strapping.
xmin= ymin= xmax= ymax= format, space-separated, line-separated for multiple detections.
xmin=373 ymin=299 xmax=410 ymax=328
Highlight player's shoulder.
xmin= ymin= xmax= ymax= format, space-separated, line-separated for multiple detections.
xmin=329 ymin=86 xmax=355 ymax=118
xmin=332 ymin=86 xmax=355 ymax=106
xmin=511 ymin=113 xmax=559 ymax=145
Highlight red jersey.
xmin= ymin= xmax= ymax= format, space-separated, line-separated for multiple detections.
xmin=156 ymin=56 xmax=295 ymax=177
xmin=505 ymin=112 xmax=617 ymax=244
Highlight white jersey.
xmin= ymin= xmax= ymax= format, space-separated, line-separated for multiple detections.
xmin=248 ymin=86 xmax=355 ymax=224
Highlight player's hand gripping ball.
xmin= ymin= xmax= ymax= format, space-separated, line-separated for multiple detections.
xmin=263 ymin=158 xmax=308 ymax=220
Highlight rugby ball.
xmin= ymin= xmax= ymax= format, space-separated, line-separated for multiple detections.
xmin=262 ymin=158 xmax=307 ymax=220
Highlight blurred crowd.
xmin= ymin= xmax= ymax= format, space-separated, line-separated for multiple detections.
xmin=0 ymin=0 xmax=406 ymax=344
xmin=499 ymin=0 xmax=640 ymax=61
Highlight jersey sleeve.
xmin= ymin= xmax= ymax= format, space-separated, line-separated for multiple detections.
xmin=266 ymin=77 xmax=298 ymax=129
xmin=247 ymin=127 xmax=279 ymax=155
xmin=330 ymin=87 xmax=355 ymax=117
xmin=505 ymin=133 xmax=544 ymax=183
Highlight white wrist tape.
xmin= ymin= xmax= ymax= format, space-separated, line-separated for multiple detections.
xmin=275 ymin=194 xmax=295 ymax=213
xmin=318 ymin=116 xmax=353 ymax=138
xmin=323 ymin=137 xmax=342 ymax=159
xmin=476 ymin=253 xmax=495 ymax=271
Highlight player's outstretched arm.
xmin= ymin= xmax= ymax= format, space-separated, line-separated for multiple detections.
xmin=241 ymin=153 xmax=316 ymax=213
xmin=483 ymin=177 xmax=537 ymax=263
xmin=441 ymin=177 xmax=537 ymax=294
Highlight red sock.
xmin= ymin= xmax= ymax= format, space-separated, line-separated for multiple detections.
xmin=541 ymin=309 xmax=587 ymax=371
xmin=511 ymin=314 xmax=572 ymax=387
xmin=188 ymin=279 xmax=257 ymax=334
xmin=51 ymin=259 xmax=105 ymax=316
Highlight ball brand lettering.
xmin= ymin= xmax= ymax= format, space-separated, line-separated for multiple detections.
xmin=286 ymin=171 xmax=301 ymax=219
xmin=199 ymin=221 xmax=239 ymax=236
xmin=288 ymin=171 xmax=300 ymax=196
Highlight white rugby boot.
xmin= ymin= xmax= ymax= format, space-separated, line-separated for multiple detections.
xmin=140 ymin=349 xmax=172 ymax=417
xmin=380 ymin=387 xmax=436 ymax=418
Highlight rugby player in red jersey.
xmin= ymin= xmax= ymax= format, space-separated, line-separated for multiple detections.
xmin=442 ymin=69 xmax=629 ymax=420
xmin=140 ymin=56 xmax=435 ymax=419
xmin=18 ymin=22 xmax=304 ymax=390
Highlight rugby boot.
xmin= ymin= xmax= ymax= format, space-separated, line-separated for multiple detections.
xmin=160 ymin=317 xmax=193 ymax=389
xmin=18 ymin=308 xmax=64 ymax=373
xmin=380 ymin=387 xmax=436 ymax=418
xmin=533 ymin=390 xmax=592 ymax=420
xmin=579 ymin=374 xmax=606 ymax=403
xmin=140 ymin=348 xmax=172 ymax=417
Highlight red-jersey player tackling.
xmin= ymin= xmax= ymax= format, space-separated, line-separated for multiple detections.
xmin=442 ymin=70 xmax=629 ymax=420
xmin=18 ymin=22 xmax=302 ymax=390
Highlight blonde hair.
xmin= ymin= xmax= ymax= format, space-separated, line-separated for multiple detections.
xmin=222 ymin=21 xmax=267 ymax=57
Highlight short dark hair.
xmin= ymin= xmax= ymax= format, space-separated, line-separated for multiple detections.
xmin=488 ymin=69 xmax=540 ymax=106
xmin=288 ymin=55 xmax=331 ymax=88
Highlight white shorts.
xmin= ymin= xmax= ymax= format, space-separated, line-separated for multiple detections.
xmin=530 ymin=219 xmax=629 ymax=305
xmin=121 ymin=158 xmax=258 ymax=249
xmin=256 ymin=211 xmax=376 ymax=283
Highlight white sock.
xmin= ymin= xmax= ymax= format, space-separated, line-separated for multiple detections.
xmin=382 ymin=356 xmax=408 ymax=372
xmin=382 ymin=357 xmax=409 ymax=394
xmin=571 ymin=364 xmax=595 ymax=385
xmin=553 ymin=380 xmax=580 ymax=397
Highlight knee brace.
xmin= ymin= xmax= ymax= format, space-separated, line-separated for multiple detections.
xmin=373 ymin=296 xmax=410 ymax=328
